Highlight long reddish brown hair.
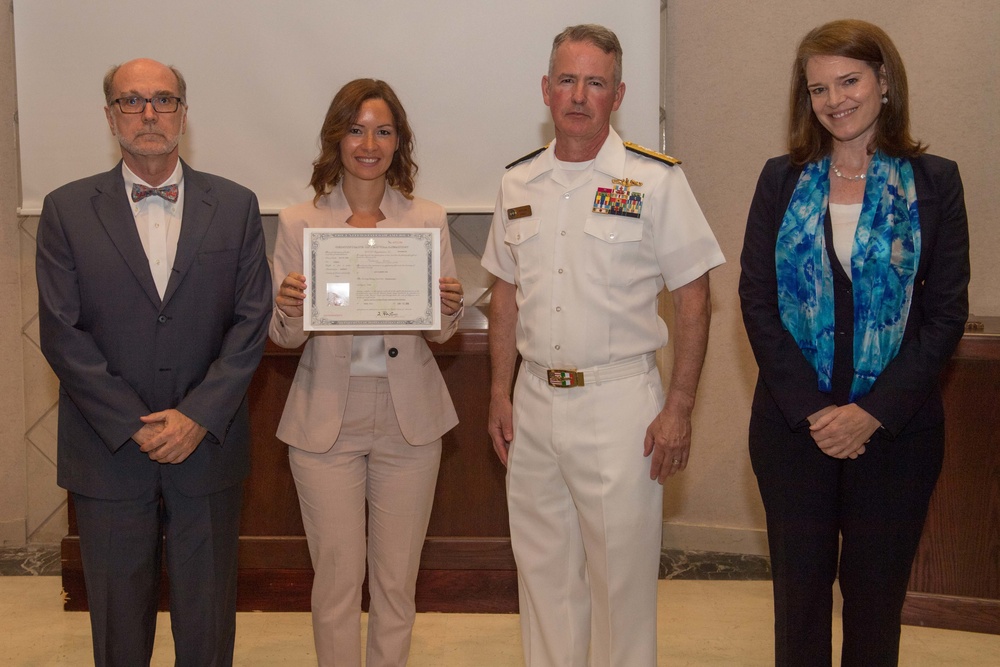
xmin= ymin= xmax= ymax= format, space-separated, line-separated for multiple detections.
xmin=310 ymin=79 xmax=417 ymax=204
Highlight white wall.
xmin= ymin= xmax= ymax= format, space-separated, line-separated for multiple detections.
xmin=13 ymin=0 xmax=660 ymax=214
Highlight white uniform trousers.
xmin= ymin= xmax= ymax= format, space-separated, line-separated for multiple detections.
xmin=289 ymin=377 xmax=442 ymax=667
xmin=508 ymin=360 xmax=665 ymax=667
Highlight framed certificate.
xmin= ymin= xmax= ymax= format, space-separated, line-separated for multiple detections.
xmin=303 ymin=228 xmax=440 ymax=331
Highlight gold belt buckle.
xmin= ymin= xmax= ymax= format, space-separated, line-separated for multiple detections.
xmin=547 ymin=369 xmax=584 ymax=388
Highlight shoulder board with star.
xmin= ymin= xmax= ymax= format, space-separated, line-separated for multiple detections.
xmin=623 ymin=141 xmax=681 ymax=166
xmin=505 ymin=144 xmax=549 ymax=170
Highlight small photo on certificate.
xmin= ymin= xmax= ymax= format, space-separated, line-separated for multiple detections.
xmin=303 ymin=228 xmax=441 ymax=331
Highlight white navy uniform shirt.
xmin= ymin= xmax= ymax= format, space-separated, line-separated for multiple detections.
xmin=482 ymin=128 xmax=725 ymax=369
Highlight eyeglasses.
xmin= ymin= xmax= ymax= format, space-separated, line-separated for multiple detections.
xmin=111 ymin=96 xmax=184 ymax=114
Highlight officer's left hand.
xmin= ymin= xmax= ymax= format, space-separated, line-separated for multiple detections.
xmin=643 ymin=397 xmax=693 ymax=484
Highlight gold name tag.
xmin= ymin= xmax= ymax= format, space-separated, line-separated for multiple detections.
xmin=507 ymin=205 xmax=532 ymax=220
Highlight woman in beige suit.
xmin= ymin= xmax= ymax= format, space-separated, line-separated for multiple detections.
xmin=269 ymin=79 xmax=464 ymax=667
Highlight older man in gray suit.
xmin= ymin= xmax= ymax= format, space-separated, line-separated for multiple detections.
xmin=36 ymin=58 xmax=271 ymax=666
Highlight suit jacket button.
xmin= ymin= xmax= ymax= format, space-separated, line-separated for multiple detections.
xmin=388 ymin=347 xmax=398 ymax=358
xmin=157 ymin=315 xmax=167 ymax=323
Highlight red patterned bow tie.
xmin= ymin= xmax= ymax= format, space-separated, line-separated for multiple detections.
xmin=131 ymin=183 xmax=179 ymax=203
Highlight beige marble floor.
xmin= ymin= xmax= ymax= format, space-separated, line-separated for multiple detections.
xmin=3 ymin=577 xmax=997 ymax=665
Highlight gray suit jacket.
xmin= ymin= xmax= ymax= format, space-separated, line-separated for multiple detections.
xmin=36 ymin=160 xmax=272 ymax=499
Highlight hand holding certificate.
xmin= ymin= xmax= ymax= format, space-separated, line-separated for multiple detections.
xmin=303 ymin=227 xmax=441 ymax=331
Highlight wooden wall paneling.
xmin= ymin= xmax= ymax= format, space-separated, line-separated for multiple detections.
xmin=903 ymin=322 xmax=1000 ymax=634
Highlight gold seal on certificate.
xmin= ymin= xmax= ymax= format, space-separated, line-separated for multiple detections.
xmin=303 ymin=228 xmax=440 ymax=331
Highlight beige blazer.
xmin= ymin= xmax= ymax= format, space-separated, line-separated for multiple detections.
xmin=269 ymin=184 xmax=460 ymax=452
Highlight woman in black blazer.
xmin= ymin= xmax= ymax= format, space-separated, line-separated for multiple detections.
xmin=739 ymin=19 xmax=969 ymax=667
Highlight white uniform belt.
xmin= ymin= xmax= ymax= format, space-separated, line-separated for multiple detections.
xmin=523 ymin=353 xmax=656 ymax=388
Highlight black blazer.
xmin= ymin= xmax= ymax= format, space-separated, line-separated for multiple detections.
xmin=36 ymin=160 xmax=272 ymax=499
xmin=739 ymin=154 xmax=969 ymax=437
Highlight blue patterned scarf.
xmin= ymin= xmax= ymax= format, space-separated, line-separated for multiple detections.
xmin=776 ymin=152 xmax=920 ymax=401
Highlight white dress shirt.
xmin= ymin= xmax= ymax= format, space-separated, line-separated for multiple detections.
xmin=122 ymin=161 xmax=184 ymax=299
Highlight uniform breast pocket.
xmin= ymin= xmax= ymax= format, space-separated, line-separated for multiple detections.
xmin=583 ymin=215 xmax=644 ymax=287
xmin=504 ymin=218 xmax=544 ymax=284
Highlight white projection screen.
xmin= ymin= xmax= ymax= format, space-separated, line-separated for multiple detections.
xmin=14 ymin=1 xmax=660 ymax=214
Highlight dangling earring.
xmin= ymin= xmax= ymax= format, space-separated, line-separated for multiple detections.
xmin=881 ymin=95 xmax=888 ymax=104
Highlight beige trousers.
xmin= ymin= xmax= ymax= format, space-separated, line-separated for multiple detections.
xmin=289 ymin=377 xmax=441 ymax=667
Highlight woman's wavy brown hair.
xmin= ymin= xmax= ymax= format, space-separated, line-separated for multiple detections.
xmin=310 ymin=79 xmax=417 ymax=204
